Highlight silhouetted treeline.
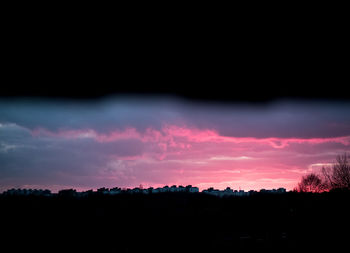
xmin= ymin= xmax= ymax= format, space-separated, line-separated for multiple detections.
xmin=297 ymin=153 xmax=350 ymax=193
xmin=1 ymin=190 xmax=349 ymax=252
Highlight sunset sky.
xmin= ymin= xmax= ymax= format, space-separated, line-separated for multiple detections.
xmin=1 ymin=96 xmax=350 ymax=192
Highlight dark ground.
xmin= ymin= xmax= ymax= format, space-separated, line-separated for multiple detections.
xmin=1 ymin=191 xmax=349 ymax=252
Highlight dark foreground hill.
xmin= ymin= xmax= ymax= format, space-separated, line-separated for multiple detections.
xmin=1 ymin=191 xmax=349 ymax=252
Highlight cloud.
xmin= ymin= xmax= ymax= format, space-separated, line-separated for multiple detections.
xmin=0 ymin=142 xmax=20 ymax=153
xmin=308 ymin=163 xmax=335 ymax=172
xmin=1 ymin=98 xmax=350 ymax=139
xmin=30 ymin=124 xmax=350 ymax=147
xmin=1 ymin=97 xmax=350 ymax=192
xmin=209 ymin=156 xmax=253 ymax=161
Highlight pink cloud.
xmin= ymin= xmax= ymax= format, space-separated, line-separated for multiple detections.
xmin=31 ymin=124 xmax=350 ymax=147
xmin=28 ymin=124 xmax=350 ymax=191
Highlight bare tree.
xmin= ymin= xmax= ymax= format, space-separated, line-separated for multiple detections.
xmin=322 ymin=153 xmax=350 ymax=190
xmin=297 ymin=173 xmax=327 ymax=193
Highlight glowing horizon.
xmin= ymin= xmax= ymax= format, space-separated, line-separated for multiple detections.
xmin=1 ymin=97 xmax=350 ymax=192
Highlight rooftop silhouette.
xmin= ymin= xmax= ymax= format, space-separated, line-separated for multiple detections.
xmin=1 ymin=185 xmax=287 ymax=197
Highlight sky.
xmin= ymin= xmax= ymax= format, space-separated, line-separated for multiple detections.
xmin=1 ymin=96 xmax=350 ymax=192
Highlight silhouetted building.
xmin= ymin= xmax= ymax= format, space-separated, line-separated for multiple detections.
xmin=109 ymin=187 xmax=121 ymax=195
xmin=3 ymin=188 xmax=52 ymax=196
xmin=58 ymin=189 xmax=77 ymax=197
xmin=97 ymin=187 xmax=109 ymax=194
xmin=186 ymin=185 xmax=199 ymax=193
